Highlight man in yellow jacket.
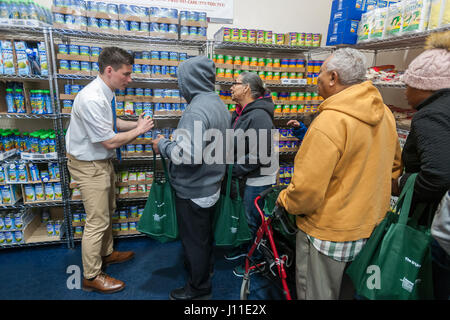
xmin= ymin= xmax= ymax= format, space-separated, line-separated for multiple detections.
xmin=277 ymin=48 xmax=403 ymax=300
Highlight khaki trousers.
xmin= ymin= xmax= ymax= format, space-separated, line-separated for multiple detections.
xmin=67 ymin=154 xmax=116 ymax=279
xmin=295 ymin=229 xmax=355 ymax=300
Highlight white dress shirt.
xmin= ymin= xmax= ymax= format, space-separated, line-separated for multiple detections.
xmin=66 ymin=76 xmax=117 ymax=161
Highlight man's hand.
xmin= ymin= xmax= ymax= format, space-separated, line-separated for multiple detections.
xmin=287 ymin=120 xmax=300 ymax=127
xmin=136 ymin=113 xmax=154 ymax=135
xmin=152 ymin=134 xmax=165 ymax=155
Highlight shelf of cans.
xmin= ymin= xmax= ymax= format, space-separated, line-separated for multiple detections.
xmin=60 ymin=84 xmax=188 ymax=117
xmin=52 ymin=0 xmax=208 ymax=41
xmin=55 ymin=45 xmax=189 ymax=83
xmin=214 ymin=57 xmax=323 ymax=86
xmin=72 ymin=203 xmax=145 ymax=239
xmin=70 ymin=166 xmax=155 ymax=201
xmin=214 ymin=27 xmax=322 ymax=48
xmin=119 ymin=128 xmax=174 ymax=159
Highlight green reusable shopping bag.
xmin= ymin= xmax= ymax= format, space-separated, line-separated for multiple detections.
xmin=214 ymin=164 xmax=252 ymax=247
xmin=346 ymin=173 xmax=434 ymax=300
xmin=137 ymin=154 xmax=178 ymax=243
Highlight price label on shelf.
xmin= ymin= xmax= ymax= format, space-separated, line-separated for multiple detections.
xmin=280 ymin=79 xmax=307 ymax=85
xmin=20 ymin=152 xmax=58 ymax=161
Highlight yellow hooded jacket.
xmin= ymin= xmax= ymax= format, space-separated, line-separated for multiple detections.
xmin=278 ymin=81 xmax=403 ymax=242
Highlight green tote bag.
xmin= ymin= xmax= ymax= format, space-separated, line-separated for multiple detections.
xmin=346 ymin=173 xmax=434 ymax=300
xmin=137 ymin=154 xmax=178 ymax=243
xmin=214 ymin=164 xmax=252 ymax=247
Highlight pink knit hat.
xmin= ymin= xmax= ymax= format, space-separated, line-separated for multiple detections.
xmin=403 ymin=48 xmax=450 ymax=91
xmin=403 ymin=31 xmax=450 ymax=91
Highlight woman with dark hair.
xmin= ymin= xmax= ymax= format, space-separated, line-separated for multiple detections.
xmin=223 ymin=71 xmax=278 ymax=277
xmin=400 ymin=31 xmax=450 ymax=300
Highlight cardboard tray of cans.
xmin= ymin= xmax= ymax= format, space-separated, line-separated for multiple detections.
xmin=149 ymin=32 xmax=178 ymax=40
xmin=179 ymin=20 xmax=208 ymax=28
xmin=180 ymin=34 xmax=207 ymax=41
xmin=58 ymin=69 xmax=92 ymax=76
xmin=72 ymin=216 xmax=140 ymax=227
xmin=86 ymin=26 xmax=119 ymax=35
xmin=56 ymin=54 xmax=91 ymax=62
xmin=52 ymin=5 xmax=86 ymax=16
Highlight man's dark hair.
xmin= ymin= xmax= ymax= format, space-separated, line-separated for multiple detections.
xmin=98 ymin=47 xmax=134 ymax=74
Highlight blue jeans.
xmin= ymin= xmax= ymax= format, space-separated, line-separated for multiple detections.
xmin=243 ymin=184 xmax=272 ymax=259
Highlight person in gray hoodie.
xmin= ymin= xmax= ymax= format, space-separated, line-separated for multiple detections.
xmin=152 ymin=56 xmax=231 ymax=300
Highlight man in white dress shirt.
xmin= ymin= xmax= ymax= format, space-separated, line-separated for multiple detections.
xmin=66 ymin=47 xmax=153 ymax=294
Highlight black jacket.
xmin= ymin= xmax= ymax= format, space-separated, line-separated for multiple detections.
xmin=230 ymin=97 xmax=275 ymax=179
xmin=401 ymin=89 xmax=450 ymax=212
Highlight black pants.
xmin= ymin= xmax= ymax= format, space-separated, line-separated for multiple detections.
xmin=175 ymin=194 xmax=216 ymax=295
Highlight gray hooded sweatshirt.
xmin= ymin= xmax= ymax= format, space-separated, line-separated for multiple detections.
xmin=158 ymin=56 xmax=231 ymax=199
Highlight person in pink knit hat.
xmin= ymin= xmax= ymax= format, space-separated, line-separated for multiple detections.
xmin=400 ymin=30 xmax=450 ymax=300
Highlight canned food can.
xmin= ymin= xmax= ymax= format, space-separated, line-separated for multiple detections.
xmin=198 ymin=27 xmax=207 ymax=37
xmin=99 ymin=18 xmax=109 ymax=29
xmin=58 ymin=44 xmax=68 ymax=54
xmin=91 ymin=47 xmax=101 ymax=56
xmin=88 ymin=16 xmax=99 ymax=27
xmin=129 ymin=222 xmax=137 ymax=231
xmin=256 ymin=30 xmax=265 ymax=44
xmin=160 ymin=51 xmax=169 ymax=61
xmin=91 ymin=62 xmax=99 ymax=71
xmin=119 ymin=20 xmax=130 ymax=31
xmin=189 ymin=26 xmax=198 ymax=36
xmin=169 ymin=24 xmax=178 ymax=34
xmin=133 ymin=64 xmax=142 ymax=74
xmin=231 ymin=28 xmax=240 ymax=42
xmin=130 ymin=21 xmax=139 ymax=32
xmin=265 ymin=58 xmax=273 ymax=67
xmin=169 ymin=66 xmax=177 ymax=76
xmin=69 ymin=45 xmax=79 ymax=56
xmin=54 ymin=13 xmax=65 ymax=24
xmin=63 ymin=100 xmax=73 ymax=109
xmin=169 ymin=52 xmax=178 ymax=61
xmin=180 ymin=10 xmax=188 ymax=21
xmin=79 ymin=46 xmax=90 ymax=56
xmin=75 ymin=15 xmax=87 ymax=27
xmin=298 ymin=33 xmax=306 ymax=46
xmin=216 ymin=68 xmax=225 ymax=78
xmin=112 ymin=223 xmax=120 ymax=232
xmin=312 ymin=33 xmax=321 ymax=47
xmin=80 ymin=61 xmax=90 ymax=71
xmin=180 ymin=25 xmax=190 ymax=36
xmin=198 ymin=12 xmax=207 ymax=21
xmin=107 ymin=3 xmax=118 ymax=14
xmin=64 ymin=84 xmax=71 ymax=94
xmin=70 ymin=60 xmax=80 ymax=71
xmin=264 ymin=30 xmax=273 ymax=44
xmin=161 ymin=66 xmax=168 ymax=75
xmin=160 ymin=23 xmax=169 ymax=33
xmin=188 ymin=11 xmax=198 ymax=21
xmin=275 ymin=33 xmax=285 ymax=45
xmin=64 ymin=14 xmax=75 ymax=25
xmin=110 ymin=20 xmax=119 ymax=30
xmin=239 ymin=29 xmax=248 ymax=42
xmin=305 ymin=33 xmax=313 ymax=46
xmin=222 ymin=27 xmax=231 ymax=41
xmin=120 ymin=222 xmax=128 ymax=231
xmin=126 ymin=88 xmax=135 ymax=96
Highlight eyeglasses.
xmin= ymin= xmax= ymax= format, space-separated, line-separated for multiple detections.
xmin=231 ymin=81 xmax=245 ymax=86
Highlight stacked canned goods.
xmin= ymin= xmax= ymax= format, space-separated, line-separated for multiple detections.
xmin=306 ymin=60 xmax=324 ymax=85
xmin=53 ymin=0 xmax=88 ymax=29
xmin=72 ymin=204 xmax=145 ymax=237
xmin=116 ymin=170 xmax=154 ymax=197
xmin=276 ymin=164 xmax=295 ymax=187
xmin=220 ymin=27 xmax=322 ymax=47
xmin=58 ymin=44 xmax=101 ymax=74
xmin=214 ymin=55 xmax=306 ymax=81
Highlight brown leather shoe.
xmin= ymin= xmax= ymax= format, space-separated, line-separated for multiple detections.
xmin=82 ymin=272 xmax=125 ymax=294
xmin=102 ymin=251 xmax=135 ymax=267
